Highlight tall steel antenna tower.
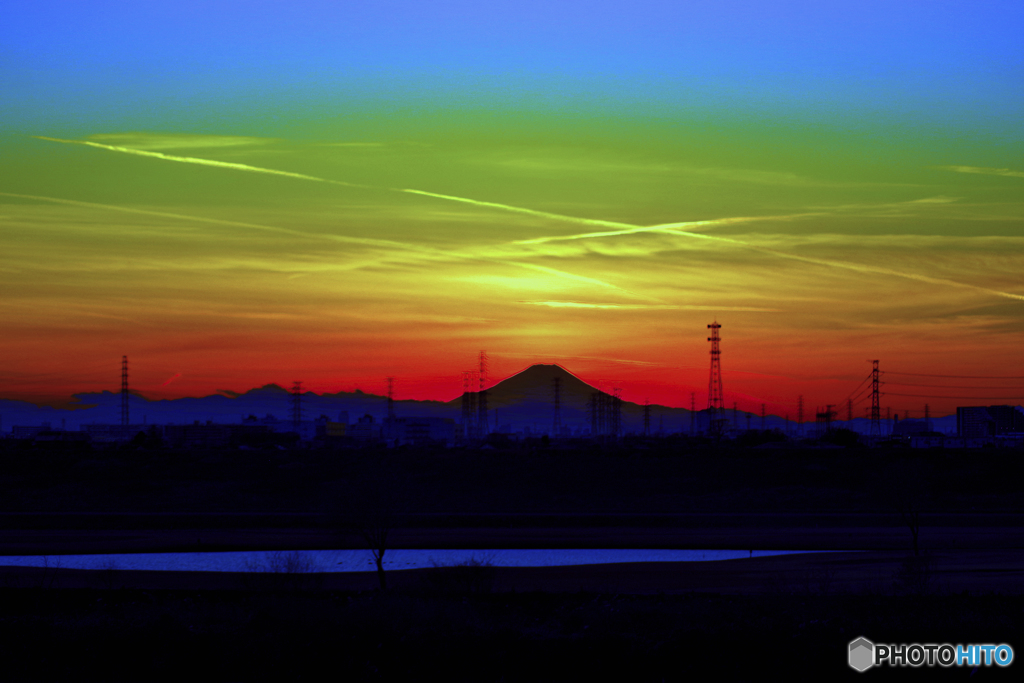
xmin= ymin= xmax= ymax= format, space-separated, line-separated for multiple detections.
xmin=553 ymin=376 xmax=562 ymax=437
xmin=870 ymin=360 xmax=881 ymax=436
xmin=797 ymin=395 xmax=804 ymax=436
xmin=847 ymin=399 xmax=853 ymax=422
xmin=690 ymin=391 xmax=696 ymax=436
xmin=120 ymin=356 xmax=129 ymax=428
xmin=291 ymin=381 xmax=303 ymax=431
xmin=386 ymin=377 xmax=395 ymax=422
xmin=477 ymin=350 xmax=488 ymax=436
xmin=643 ymin=399 xmax=651 ymax=436
xmin=612 ymin=387 xmax=622 ymax=438
xmin=761 ymin=403 xmax=766 ymax=431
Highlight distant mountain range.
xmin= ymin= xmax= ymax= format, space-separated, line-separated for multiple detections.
xmin=0 ymin=364 xmax=968 ymax=436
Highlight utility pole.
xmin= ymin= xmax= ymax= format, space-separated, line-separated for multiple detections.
xmin=797 ymin=395 xmax=804 ymax=436
xmin=690 ymin=391 xmax=696 ymax=436
xmin=553 ymin=376 xmax=562 ymax=437
xmin=870 ymin=360 xmax=881 ymax=436
xmin=477 ymin=351 xmax=488 ymax=436
xmin=120 ymin=356 xmax=129 ymax=429
xmin=291 ymin=381 xmax=303 ymax=431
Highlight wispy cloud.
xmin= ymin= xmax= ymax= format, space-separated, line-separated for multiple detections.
xmin=935 ymin=165 xmax=1024 ymax=179
xmin=87 ymin=133 xmax=277 ymax=150
xmin=0 ymin=191 xmax=441 ymax=253
xmin=518 ymin=301 xmax=781 ymax=312
xmin=0 ymin=191 xmax=644 ymax=298
xmin=28 ymin=135 xmax=1024 ymax=304
xmin=492 ymin=351 xmax=663 ymax=367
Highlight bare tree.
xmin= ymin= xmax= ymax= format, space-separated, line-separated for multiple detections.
xmin=884 ymin=460 xmax=929 ymax=557
xmin=335 ymin=460 xmax=401 ymax=591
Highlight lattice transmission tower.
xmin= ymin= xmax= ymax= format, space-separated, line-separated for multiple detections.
xmin=707 ymin=321 xmax=725 ymax=436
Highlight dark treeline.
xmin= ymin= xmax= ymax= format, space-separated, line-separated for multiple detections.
xmin=0 ymin=438 xmax=1020 ymax=515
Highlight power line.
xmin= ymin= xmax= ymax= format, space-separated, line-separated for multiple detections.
xmin=886 ymin=372 xmax=1024 ymax=379
xmin=838 ymin=372 xmax=873 ymax=407
xmin=886 ymin=392 xmax=1024 ymax=400
xmin=887 ymin=381 xmax=1024 ymax=389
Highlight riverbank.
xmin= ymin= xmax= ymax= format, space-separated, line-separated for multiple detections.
xmin=3 ymin=514 xmax=1024 ymax=555
xmin=3 ymin=549 xmax=1022 ymax=595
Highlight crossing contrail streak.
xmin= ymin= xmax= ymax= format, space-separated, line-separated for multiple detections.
xmin=30 ymin=135 xmax=1024 ymax=303
xmin=515 ymin=213 xmax=826 ymax=245
xmin=656 ymin=227 xmax=1024 ymax=302
xmin=400 ymin=188 xmax=637 ymax=231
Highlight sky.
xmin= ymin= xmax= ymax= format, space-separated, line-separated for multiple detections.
xmin=1 ymin=1 xmax=1023 ymax=418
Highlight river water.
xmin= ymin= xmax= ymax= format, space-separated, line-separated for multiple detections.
xmin=0 ymin=548 xmax=832 ymax=573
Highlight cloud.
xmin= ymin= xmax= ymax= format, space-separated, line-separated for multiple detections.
xmin=935 ymin=165 xmax=1024 ymax=179
xmin=87 ymin=133 xmax=278 ymax=150
xmin=161 ymin=373 xmax=182 ymax=386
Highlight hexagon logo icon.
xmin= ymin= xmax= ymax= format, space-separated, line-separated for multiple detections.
xmin=849 ymin=637 xmax=875 ymax=672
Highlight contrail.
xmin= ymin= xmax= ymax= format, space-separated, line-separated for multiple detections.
xmin=400 ymin=188 xmax=638 ymax=231
xmin=33 ymin=136 xmax=372 ymax=189
xmin=30 ymin=135 xmax=1024 ymax=303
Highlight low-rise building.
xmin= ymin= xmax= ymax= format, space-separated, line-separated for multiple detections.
xmin=957 ymin=405 xmax=1024 ymax=438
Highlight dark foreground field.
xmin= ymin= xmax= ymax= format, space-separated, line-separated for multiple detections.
xmin=1 ymin=550 xmax=1022 ymax=680
xmin=0 ymin=442 xmax=1020 ymax=679
xmin=1 ymin=581 xmax=1021 ymax=681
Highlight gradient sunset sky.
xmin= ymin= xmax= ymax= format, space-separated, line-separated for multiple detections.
xmin=2 ymin=1 xmax=1022 ymax=417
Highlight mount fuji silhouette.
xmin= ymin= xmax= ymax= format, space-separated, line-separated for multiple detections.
xmin=0 ymin=364 xmax=688 ymax=435
xmin=452 ymin=364 xmax=684 ymax=434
